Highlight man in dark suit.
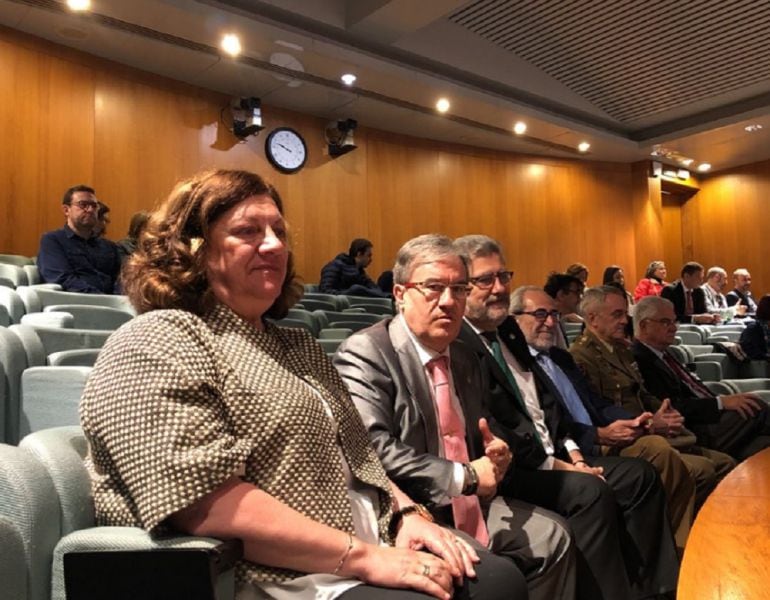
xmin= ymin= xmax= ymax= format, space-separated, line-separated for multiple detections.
xmin=633 ymin=295 xmax=770 ymax=461
xmin=660 ymin=262 xmax=719 ymax=325
xmin=334 ymin=234 xmax=575 ymax=600
xmin=454 ymin=234 xmax=679 ymax=600
xmin=726 ymin=268 xmax=758 ymax=316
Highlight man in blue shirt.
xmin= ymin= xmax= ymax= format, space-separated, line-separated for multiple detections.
xmin=37 ymin=185 xmax=121 ymax=293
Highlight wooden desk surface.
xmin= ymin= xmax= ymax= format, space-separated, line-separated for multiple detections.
xmin=678 ymin=448 xmax=770 ymax=600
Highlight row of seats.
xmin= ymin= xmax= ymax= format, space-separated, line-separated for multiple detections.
xmin=0 ymin=426 xmax=239 ymax=600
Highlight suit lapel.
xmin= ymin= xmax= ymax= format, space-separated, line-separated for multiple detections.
xmin=389 ymin=317 xmax=440 ymax=455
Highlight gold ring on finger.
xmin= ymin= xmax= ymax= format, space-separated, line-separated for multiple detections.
xmin=422 ymin=564 xmax=431 ymax=577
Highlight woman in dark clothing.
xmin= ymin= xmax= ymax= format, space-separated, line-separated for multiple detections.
xmin=740 ymin=295 xmax=770 ymax=360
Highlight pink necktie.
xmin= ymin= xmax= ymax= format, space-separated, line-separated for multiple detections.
xmin=685 ymin=289 xmax=694 ymax=316
xmin=427 ymin=356 xmax=489 ymax=545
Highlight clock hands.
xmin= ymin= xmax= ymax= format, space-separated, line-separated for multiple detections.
xmin=277 ymin=142 xmax=292 ymax=153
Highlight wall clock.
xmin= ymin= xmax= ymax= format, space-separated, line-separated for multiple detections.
xmin=265 ymin=127 xmax=308 ymax=174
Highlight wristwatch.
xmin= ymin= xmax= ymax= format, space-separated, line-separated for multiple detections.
xmin=388 ymin=503 xmax=434 ymax=539
xmin=461 ymin=463 xmax=479 ymax=496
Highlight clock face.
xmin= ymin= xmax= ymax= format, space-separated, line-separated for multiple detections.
xmin=265 ymin=127 xmax=308 ymax=174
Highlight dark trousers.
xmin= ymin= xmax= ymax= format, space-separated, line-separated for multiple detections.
xmin=503 ymin=456 xmax=679 ymax=600
xmin=693 ymin=403 xmax=770 ymax=461
xmin=338 ymin=546 xmax=528 ymax=600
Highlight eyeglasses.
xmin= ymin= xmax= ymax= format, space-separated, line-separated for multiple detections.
xmin=645 ymin=317 xmax=678 ymax=327
xmin=469 ymin=270 xmax=514 ymax=289
xmin=403 ymin=281 xmax=471 ymax=300
xmin=514 ymin=309 xmax=561 ymax=322
xmin=72 ymin=200 xmax=99 ymax=211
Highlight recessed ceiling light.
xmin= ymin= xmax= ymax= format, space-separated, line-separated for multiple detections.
xmin=745 ymin=124 xmax=763 ymax=132
xmin=680 ymin=158 xmax=694 ymax=166
xmin=221 ymin=33 xmax=242 ymax=57
xmin=578 ymin=141 xmax=590 ymax=152
xmin=340 ymin=73 xmax=357 ymax=86
xmin=513 ymin=121 xmax=527 ymax=135
xmin=436 ymin=98 xmax=450 ymax=113
xmin=66 ymin=0 xmax=90 ymax=10
xmin=697 ymin=163 xmax=712 ymax=172
xmin=677 ymin=169 xmax=690 ymax=180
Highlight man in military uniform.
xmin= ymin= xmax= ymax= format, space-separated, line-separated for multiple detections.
xmin=570 ymin=285 xmax=734 ymax=511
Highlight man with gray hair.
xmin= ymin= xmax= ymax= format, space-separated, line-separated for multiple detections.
xmin=726 ymin=268 xmax=757 ymax=315
xmin=571 ymin=286 xmax=735 ymax=510
xmin=632 ymin=295 xmax=770 ymax=461
xmin=701 ymin=266 xmax=730 ymax=315
xmin=334 ymin=234 xmax=574 ymax=600
xmin=455 ymin=233 xmax=679 ymax=600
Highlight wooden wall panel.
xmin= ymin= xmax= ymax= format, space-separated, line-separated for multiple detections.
xmin=688 ymin=163 xmax=770 ymax=297
xmin=1 ymin=26 xmax=657 ymax=290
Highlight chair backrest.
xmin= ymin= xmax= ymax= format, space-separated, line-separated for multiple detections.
xmin=11 ymin=324 xmax=112 ymax=361
xmin=345 ymin=295 xmax=393 ymax=309
xmin=286 ymin=308 xmax=321 ymax=336
xmin=721 ymin=378 xmax=770 ymax=393
xmin=45 ymin=304 xmax=133 ymax=330
xmin=22 ymin=311 xmax=76 ymax=329
xmin=693 ymin=361 xmax=722 ymax=382
xmin=0 ymin=326 xmax=29 ymax=443
xmin=20 ymin=367 xmax=92 ymax=438
xmin=675 ymin=330 xmax=703 ymax=345
xmin=315 ymin=310 xmax=385 ymax=326
xmin=296 ymin=297 xmax=337 ymax=312
xmin=668 ymin=344 xmax=692 ymax=365
xmin=16 ymin=286 xmax=135 ymax=313
xmin=0 ymin=253 xmax=35 ymax=266
xmin=0 ymin=286 xmax=27 ymax=323
xmin=0 ymin=442 xmax=61 ymax=600
xmin=705 ymin=381 xmax=734 ymax=396
xmin=683 ymin=344 xmax=715 ymax=357
xmin=20 ymin=426 xmax=94 ymax=536
xmin=24 ymin=264 xmax=42 ymax=285
xmin=693 ymin=352 xmax=740 ymax=379
xmin=0 ymin=262 xmax=28 ymax=287
xmin=48 ymin=348 xmax=101 ymax=367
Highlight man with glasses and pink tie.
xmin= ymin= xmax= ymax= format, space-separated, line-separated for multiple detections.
xmin=37 ymin=184 xmax=121 ymax=293
xmin=334 ymin=234 xmax=575 ymax=600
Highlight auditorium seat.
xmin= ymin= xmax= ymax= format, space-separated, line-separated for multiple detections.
xmin=0 ymin=253 xmax=35 ymax=266
xmin=21 ymin=312 xmax=76 ymax=329
xmin=0 ymin=262 xmax=28 ymax=287
xmin=0 ymin=286 xmax=27 ymax=324
xmin=313 ymin=310 xmax=385 ymax=329
xmin=15 ymin=287 xmax=135 ymax=315
xmin=0 ymin=514 xmax=26 ymax=599
xmin=43 ymin=304 xmax=132 ymax=330
xmin=19 ymin=366 xmax=91 ymax=438
xmin=0 ymin=326 xmax=27 ymax=443
xmin=296 ymin=297 xmax=337 ymax=312
xmin=17 ymin=427 xmax=241 ymax=600
xmin=675 ymin=330 xmax=703 ymax=345
xmin=47 ymin=349 xmax=101 ymax=367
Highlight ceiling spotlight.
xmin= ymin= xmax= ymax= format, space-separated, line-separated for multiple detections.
xmin=67 ymin=0 xmax=90 ymax=10
xmin=680 ymin=158 xmax=694 ymax=166
xmin=221 ymin=33 xmax=242 ymax=57
xmin=578 ymin=141 xmax=590 ymax=152
xmin=677 ymin=169 xmax=690 ymax=180
xmin=513 ymin=121 xmax=527 ymax=135
xmin=436 ymin=98 xmax=450 ymax=113
xmin=340 ymin=73 xmax=357 ymax=86
xmin=697 ymin=163 xmax=712 ymax=172
xmin=745 ymin=124 xmax=763 ymax=132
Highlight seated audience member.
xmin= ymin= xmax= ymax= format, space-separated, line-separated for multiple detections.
xmin=633 ymin=261 xmax=667 ymax=302
xmin=453 ymin=234 xmax=678 ymax=600
xmin=570 ymin=286 xmax=735 ymax=509
xmin=37 ymin=184 xmax=121 ymax=293
xmin=320 ymin=238 xmax=389 ymax=297
xmin=566 ymin=263 xmax=589 ymax=285
xmin=334 ymin=234 xmax=572 ymax=600
xmin=81 ymin=170 xmax=523 ymax=600
xmin=633 ymin=296 xmax=770 ymax=461
xmin=544 ymin=273 xmax=584 ymax=348
xmin=116 ymin=211 xmax=150 ymax=264
xmin=701 ymin=266 xmax=732 ymax=317
xmin=660 ymin=262 xmax=719 ymax=324
xmin=726 ymin=268 xmax=757 ymax=316
xmin=602 ymin=265 xmax=634 ymax=308
xmin=377 ymin=269 xmax=394 ymax=295
xmin=95 ymin=201 xmax=111 ymax=237
xmin=739 ymin=294 xmax=770 ymax=360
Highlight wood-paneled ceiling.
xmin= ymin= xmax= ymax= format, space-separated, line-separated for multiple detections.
xmin=4 ymin=0 xmax=770 ymax=171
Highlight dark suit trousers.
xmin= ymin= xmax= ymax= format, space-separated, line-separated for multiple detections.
xmin=503 ymin=457 xmax=678 ymax=600
xmin=692 ymin=403 xmax=770 ymax=461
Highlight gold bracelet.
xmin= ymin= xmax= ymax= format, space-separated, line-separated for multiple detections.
xmin=333 ymin=532 xmax=354 ymax=575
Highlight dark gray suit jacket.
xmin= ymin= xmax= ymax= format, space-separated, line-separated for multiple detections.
xmin=333 ymin=316 xmax=485 ymax=506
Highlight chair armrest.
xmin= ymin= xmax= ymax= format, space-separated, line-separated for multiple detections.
xmin=56 ymin=527 xmax=242 ymax=600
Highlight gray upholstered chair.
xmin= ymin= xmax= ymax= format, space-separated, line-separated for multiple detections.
xmin=47 ymin=349 xmax=101 ymax=368
xmin=18 ymin=427 xmax=241 ymax=600
xmin=0 ymin=514 xmax=27 ymax=599
xmin=19 ymin=367 xmax=92 ymax=438
xmin=43 ymin=304 xmax=133 ymax=330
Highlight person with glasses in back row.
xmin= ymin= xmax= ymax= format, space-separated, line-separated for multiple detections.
xmin=543 ymin=273 xmax=585 ymax=350
xmin=37 ymin=184 xmax=121 ymax=293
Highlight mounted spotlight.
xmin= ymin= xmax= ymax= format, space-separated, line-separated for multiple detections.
xmin=231 ymin=97 xmax=264 ymax=138
xmin=325 ymin=118 xmax=358 ymax=157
